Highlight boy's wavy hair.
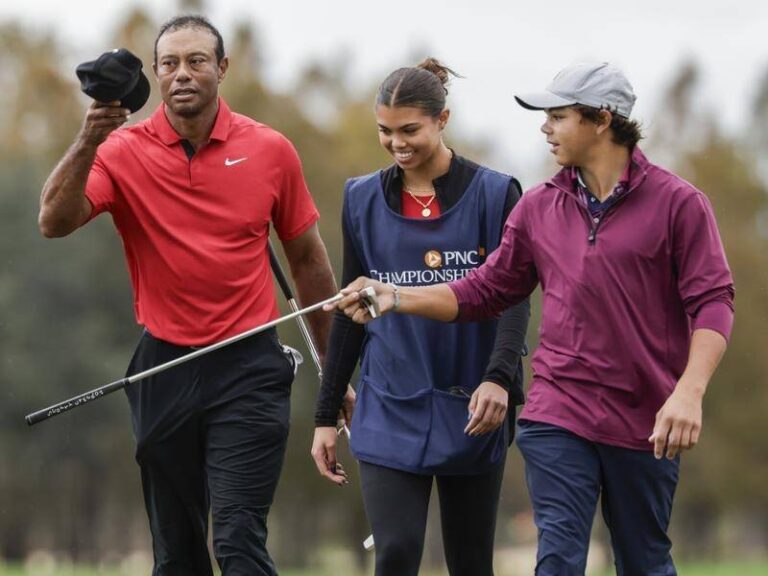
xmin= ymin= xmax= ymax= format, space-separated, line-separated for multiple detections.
xmin=574 ymin=104 xmax=643 ymax=148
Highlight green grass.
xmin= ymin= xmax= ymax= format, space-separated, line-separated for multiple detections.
xmin=597 ymin=563 xmax=768 ymax=576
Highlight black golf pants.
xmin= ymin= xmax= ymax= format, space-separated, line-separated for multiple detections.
xmin=125 ymin=328 xmax=294 ymax=576
xmin=359 ymin=456 xmax=506 ymax=576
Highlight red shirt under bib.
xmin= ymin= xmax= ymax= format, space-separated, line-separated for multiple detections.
xmin=400 ymin=190 xmax=441 ymax=219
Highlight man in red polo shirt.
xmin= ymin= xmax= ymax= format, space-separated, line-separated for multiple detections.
xmin=39 ymin=15 xmax=340 ymax=576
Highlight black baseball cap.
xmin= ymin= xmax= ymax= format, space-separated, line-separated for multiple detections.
xmin=76 ymin=48 xmax=150 ymax=113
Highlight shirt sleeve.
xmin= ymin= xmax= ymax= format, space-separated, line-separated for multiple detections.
xmin=84 ymin=143 xmax=119 ymax=220
xmin=449 ymin=193 xmax=539 ymax=321
xmin=481 ymin=178 xmax=530 ymax=400
xmin=271 ymin=136 xmax=320 ymax=241
xmin=672 ymin=190 xmax=735 ymax=340
xmin=315 ymin=195 xmax=366 ymax=426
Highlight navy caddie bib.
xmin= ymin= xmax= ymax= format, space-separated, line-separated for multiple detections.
xmin=344 ymin=166 xmax=511 ymax=474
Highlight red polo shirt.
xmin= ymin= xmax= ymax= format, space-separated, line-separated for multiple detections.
xmin=85 ymin=98 xmax=319 ymax=346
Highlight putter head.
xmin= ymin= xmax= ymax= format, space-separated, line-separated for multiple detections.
xmin=359 ymin=286 xmax=380 ymax=318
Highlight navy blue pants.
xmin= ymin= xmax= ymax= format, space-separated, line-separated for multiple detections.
xmin=516 ymin=421 xmax=679 ymax=576
xmin=124 ymin=328 xmax=295 ymax=576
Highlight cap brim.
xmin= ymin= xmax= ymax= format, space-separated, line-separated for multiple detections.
xmin=514 ymin=91 xmax=576 ymax=111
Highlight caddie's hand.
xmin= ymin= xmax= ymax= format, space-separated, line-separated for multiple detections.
xmin=79 ymin=100 xmax=131 ymax=147
xmin=311 ymin=426 xmax=349 ymax=486
xmin=323 ymin=276 xmax=396 ymax=323
xmin=338 ymin=384 xmax=356 ymax=427
xmin=648 ymin=379 xmax=704 ymax=460
xmin=465 ymin=381 xmax=508 ymax=436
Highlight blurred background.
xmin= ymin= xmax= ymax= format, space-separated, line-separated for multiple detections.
xmin=0 ymin=0 xmax=766 ymax=574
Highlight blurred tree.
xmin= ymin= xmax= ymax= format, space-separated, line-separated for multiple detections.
xmin=0 ymin=20 xmax=140 ymax=562
xmin=0 ymin=24 xmax=81 ymax=164
xmin=647 ymin=63 xmax=768 ymax=558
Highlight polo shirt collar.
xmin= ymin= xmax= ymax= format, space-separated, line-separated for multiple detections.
xmin=150 ymin=97 xmax=232 ymax=146
xmin=209 ymin=98 xmax=232 ymax=142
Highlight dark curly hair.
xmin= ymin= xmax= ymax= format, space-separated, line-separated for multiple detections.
xmin=573 ymin=104 xmax=643 ymax=148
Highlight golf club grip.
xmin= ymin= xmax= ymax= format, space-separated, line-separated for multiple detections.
xmin=25 ymin=377 xmax=130 ymax=425
xmin=268 ymin=241 xmax=295 ymax=300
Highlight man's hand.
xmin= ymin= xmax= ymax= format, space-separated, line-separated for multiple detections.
xmin=465 ymin=381 xmax=508 ymax=436
xmin=338 ymin=384 xmax=356 ymax=428
xmin=324 ymin=277 xmax=397 ymax=323
xmin=311 ymin=427 xmax=349 ymax=486
xmin=649 ymin=378 xmax=705 ymax=459
xmin=39 ymin=100 xmax=129 ymax=238
xmin=80 ymin=101 xmax=131 ymax=147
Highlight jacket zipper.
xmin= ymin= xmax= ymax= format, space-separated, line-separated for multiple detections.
xmin=552 ymin=170 xmax=647 ymax=245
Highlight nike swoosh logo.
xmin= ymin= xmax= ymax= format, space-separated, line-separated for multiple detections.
xmin=224 ymin=157 xmax=247 ymax=166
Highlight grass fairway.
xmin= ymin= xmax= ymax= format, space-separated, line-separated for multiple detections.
xmin=597 ymin=563 xmax=768 ymax=576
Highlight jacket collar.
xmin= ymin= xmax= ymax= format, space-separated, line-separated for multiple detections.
xmin=548 ymin=146 xmax=650 ymax=195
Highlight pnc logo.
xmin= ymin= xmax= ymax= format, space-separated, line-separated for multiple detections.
xmin=424 ymin=250 xmax=442 ymax=269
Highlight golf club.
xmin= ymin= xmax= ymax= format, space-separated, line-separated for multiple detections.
xmin=268 ymin=241 xmax=323 ymax=377
xmin=26 ymin=285 xmax=379 ymax=426
xmin=268 ymin=242 xmax=373 ymax=550
xmin=268 ymin=242 xmax=352 ymax=436
xmin=24 ymin=293 xmax=351 ymax=426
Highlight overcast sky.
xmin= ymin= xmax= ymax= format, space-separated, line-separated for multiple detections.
xmin=2 ymin=0 xmax=766 ymax=183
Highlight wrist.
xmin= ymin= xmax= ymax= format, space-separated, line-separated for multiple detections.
xmin=75 ymin=132 xmax=102 ymax=153
xmin=314 ymin=416 xmax=340 ymax=427
xmin=677 ymin=374 xmax=707 ymax=398
xmin=482 ymin=377 xmax=510 ymax=392
xmin=388 ymin=283 xmax=400 ymax=311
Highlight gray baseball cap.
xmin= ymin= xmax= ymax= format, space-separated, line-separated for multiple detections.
xmin=515 ymin=62 xmax=636 ymax=118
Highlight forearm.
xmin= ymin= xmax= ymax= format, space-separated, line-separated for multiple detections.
xmin=315 ymin=311 xmax=364 ymax=426
xmin=677 ymin=328 xmax=728 ymax=396
xmin=483 ymin=297 xmax=530 ymax=392
xmin=395 ymin=283 xmax=459 ymax=322
xmin=285 ymin=236 xmax=337 ymax=358
xmin=39 ymin=135 xmax=97 ymax=237
xmin=650 ymin=328 xmax=728 ymax=458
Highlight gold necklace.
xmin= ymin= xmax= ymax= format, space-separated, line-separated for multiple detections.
xmin=405 ymin=186 xmax=437 ymax=217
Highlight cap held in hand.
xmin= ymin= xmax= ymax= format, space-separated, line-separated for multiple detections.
xmin=76 ymin=48 xmax=150 ymax=113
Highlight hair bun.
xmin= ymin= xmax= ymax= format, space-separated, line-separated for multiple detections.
xmin=416 ymin=57 xmax=460 ymax=93
xmin=376 ymin=58 xmax=460 ymax=115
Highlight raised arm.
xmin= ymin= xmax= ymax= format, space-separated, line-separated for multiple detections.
xmin=39 ymin=101 xmax=129 ymax=237
xmin=327 ymin=277 xmax=459 ymax=323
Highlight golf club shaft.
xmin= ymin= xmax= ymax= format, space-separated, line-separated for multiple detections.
xmin=267 ymin=243 xmax=367 ymax=546
xmin=268 ymin=243 xmax=352 ymax=434
xmin=268 ymin=242 xmax=323 ymax=373
xmin=25 ymin=293 xmax=343 ymax=426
